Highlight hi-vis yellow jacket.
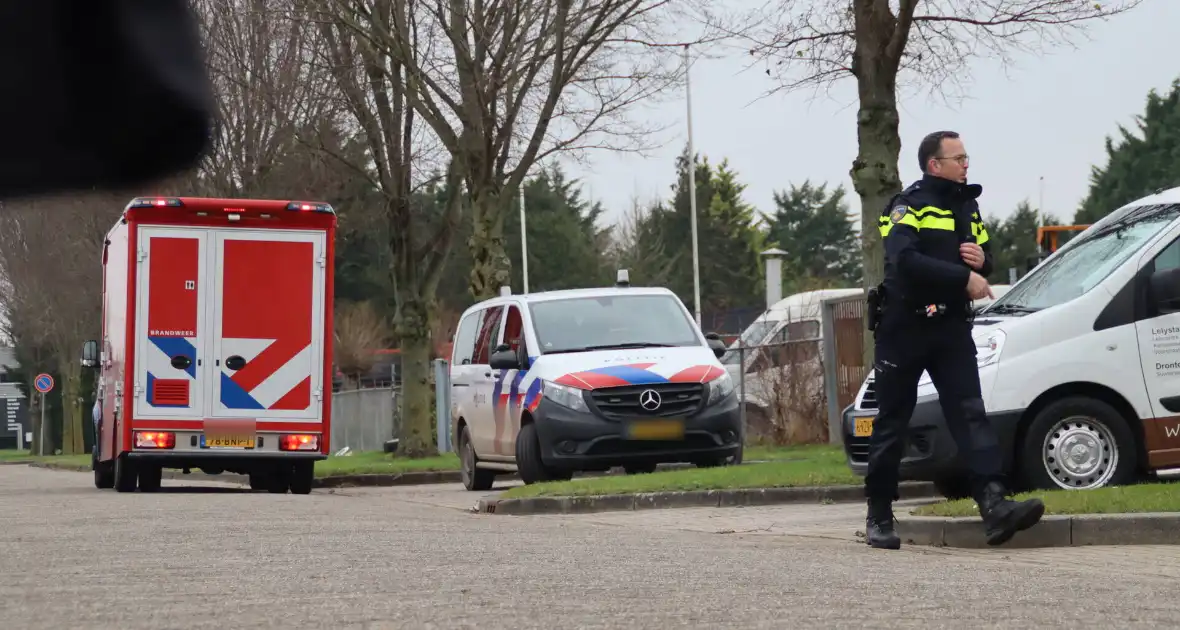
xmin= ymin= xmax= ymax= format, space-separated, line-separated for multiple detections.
xmin=878 ymin=174 xmax=994 ymax=313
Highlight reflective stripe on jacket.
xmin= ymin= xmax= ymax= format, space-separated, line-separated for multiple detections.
xmin=878 ymin=174 xmax=995 ymax=312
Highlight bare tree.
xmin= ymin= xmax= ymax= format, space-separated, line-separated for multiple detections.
xmin=324 ymin=0 xmax=731 ymax=300
xmin=307 ymin=0 xmax=464 ymax=457
xmin=0 ymin=193 xmax=124 ymax=455
xmin=334 ymin=300 xmax=390 ymax=389
xmin=606 ymin=196 xmax=678 ymax=285
xmin=744 ymin=0 xmax=1143 ymax=361
xmin=189 ymin=0 xmax=341 ymax=197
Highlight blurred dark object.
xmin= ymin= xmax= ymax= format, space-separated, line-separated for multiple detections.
xmin=0 ymin=0 xmax=213 ymax=200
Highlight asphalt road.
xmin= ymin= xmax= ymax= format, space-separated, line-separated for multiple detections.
xmin=4 ymin=465 xmax=1180 ymax=629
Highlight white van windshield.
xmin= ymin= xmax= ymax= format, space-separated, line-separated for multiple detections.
xmin=721 ymin=319 xmax=779 ymax=364
xmin=721 ymin=319 xmax=822 ymax=365
xmin=529 ymin=293 xmax=701 ymax=354
xmin=989 ymin=203 xmax=1180 ymax=315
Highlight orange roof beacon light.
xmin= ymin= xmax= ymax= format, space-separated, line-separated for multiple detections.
xmin=1036 ymin=224 xmax=1091 ymax=255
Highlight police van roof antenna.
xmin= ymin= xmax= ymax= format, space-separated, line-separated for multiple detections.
xmin=616 ymin=269 xmax=630 ymax=287
xmin=499 ymin=286 xmax=511 ymax=297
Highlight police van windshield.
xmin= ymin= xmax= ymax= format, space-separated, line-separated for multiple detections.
xmin=529 ymin=294 xmax=702 ymax=354
xmin=988 ymin=203 xmax=1180 ymax=314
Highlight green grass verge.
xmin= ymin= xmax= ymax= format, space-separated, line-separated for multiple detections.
xmin=313 ymin=451 xmax=460 ymax=477
xmin=500 ymin=444 xmax=856 ymax=499
xmin=0 ymin=450 xmax=90 ymax=466
xmin=912 ymin=482 xmax=1180 ymax=517
xmin=0 ymin=449 xmax=34 ymax=462
xmin=743 ymin=444 xmax=830 ymax=462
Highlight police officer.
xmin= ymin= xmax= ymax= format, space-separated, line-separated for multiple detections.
xmin=864 ymin=130 xmax=1045 ymax=550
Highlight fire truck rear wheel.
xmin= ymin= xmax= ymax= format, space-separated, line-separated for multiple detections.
xmin=113 ymin=456 xmax=138 ymax=493
xmin=92 ymin=447 xmax=114 ymax=489
xmin=289 ymin=461 xmax=314 ymax=495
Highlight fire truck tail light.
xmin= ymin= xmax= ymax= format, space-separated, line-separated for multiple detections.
xmin=134 ymin=431 xmax=176 ymax=449
xmin=280 ymin=434 xmax=319 ymax=451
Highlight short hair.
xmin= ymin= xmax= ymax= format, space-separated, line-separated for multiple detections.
xmin=918 ymin=131 xmax=959 ymax=173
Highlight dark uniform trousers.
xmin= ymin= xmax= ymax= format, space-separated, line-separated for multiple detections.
xmin=864 ymin=309 xmax=1004 ymax=503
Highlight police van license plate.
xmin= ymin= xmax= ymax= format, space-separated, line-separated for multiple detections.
xmin=853 ymin=416 xmax=874 ymax=438
xmin=625 ymin=418 xmax=685 ymax=440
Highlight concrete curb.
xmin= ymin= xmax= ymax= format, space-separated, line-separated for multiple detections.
xmin=476 ymin=481 xmax=939 ymax=515
xmin=28 ymin=461 xmax=90 ymax=473
xmin=314 ymin=470 xmax=461 ymax=488
xmin=897 ymin=512 xmax=1180 ymax=548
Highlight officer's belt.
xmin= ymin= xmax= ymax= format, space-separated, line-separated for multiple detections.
xmin=916 ymin=303 xmax=947 ymax=318
xmin=910 ymin=302 xmax=970 ymax=319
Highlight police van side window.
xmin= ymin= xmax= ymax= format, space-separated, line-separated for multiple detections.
xmin=1152 ymin=237 xmax=1180 ymax=274
xmin=503 ymin=304 xmax=528 ymax=355
xmin=452 ymin=311 xmax=482 ymax=366
xmin=472 ymin=305 xmax=505 ymax=365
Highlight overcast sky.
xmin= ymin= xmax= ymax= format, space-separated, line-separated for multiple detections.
xmin=557 ymin=1 xmax=1180 ymax=232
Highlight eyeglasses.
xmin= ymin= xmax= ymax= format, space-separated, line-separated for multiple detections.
xmin=935 ymin=154 xmax=969 ymax=165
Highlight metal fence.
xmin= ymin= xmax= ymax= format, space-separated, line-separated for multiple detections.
xmin=330 ymin=386 xmax=400 ymax=452
xmin=725 ymin=339 xmax=829 ymax=447
xmin=820 ymin=293 xmax=871 ymax=445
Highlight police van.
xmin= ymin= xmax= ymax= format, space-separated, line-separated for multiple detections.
xmin=449 ymin=272 xmax=741 ymax=490
xmin=843 ymin=187 xmax=1180 ymax=498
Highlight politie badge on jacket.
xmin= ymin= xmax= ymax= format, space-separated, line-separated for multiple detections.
xmin=890 ymin=205 xmax=908 ymax=223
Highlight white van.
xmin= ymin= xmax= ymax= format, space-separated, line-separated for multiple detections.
xmin=450 ymin=277 xmax=739 ymax=490
xmin=842 ymin=189 xmax=1180 ymax=497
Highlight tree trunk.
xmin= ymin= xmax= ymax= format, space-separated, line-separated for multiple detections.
xmin=395 ymin=294 xmax=435 ymax=457
xmin=467 ymin=187 xmax=511 ymax=301
xmin=850 ymin=73 xmax=903 ymax=369
xmin=58 ymin=361 xmax=85 ymax=455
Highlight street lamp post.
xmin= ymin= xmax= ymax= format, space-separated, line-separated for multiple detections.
xmin=520 ymin=182 xmax=529 ymax=293
xmin=684 ymin=44 xmax=701 ymax=327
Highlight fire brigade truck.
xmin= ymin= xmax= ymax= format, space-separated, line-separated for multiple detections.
xmin=81 ymin=196 xmax=337 ymax=494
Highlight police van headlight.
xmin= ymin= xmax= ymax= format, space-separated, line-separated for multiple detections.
xmin=542 ymin=380 xmax=589 ymax=413
xmin=975 ymin=330 xmax=1006 ymax=369
xmin=706 ymin=372 xmax=735 ymax=406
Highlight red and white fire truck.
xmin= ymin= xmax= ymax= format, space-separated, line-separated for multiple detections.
xmin=81 ymin=196 xmax=337 ymax=494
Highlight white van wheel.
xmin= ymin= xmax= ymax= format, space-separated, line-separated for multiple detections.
xmin=1020 ymin=397 xmax=1137 ymax=491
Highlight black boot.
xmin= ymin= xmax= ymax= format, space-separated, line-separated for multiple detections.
xmin=976 ymin=481 xmax=1045 ymax=546
xmin=865 ymin=498 xmax=901 ymax=550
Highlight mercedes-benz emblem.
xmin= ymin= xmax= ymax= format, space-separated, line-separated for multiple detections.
xmin=639 ymin=389 xmax=662 ymax=411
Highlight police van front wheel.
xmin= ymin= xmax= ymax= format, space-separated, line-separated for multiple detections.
xmin=515 ymin=422 xmax=572 ymax=484
xmin=1019 ymin=396 xmax=1137 ymax=492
